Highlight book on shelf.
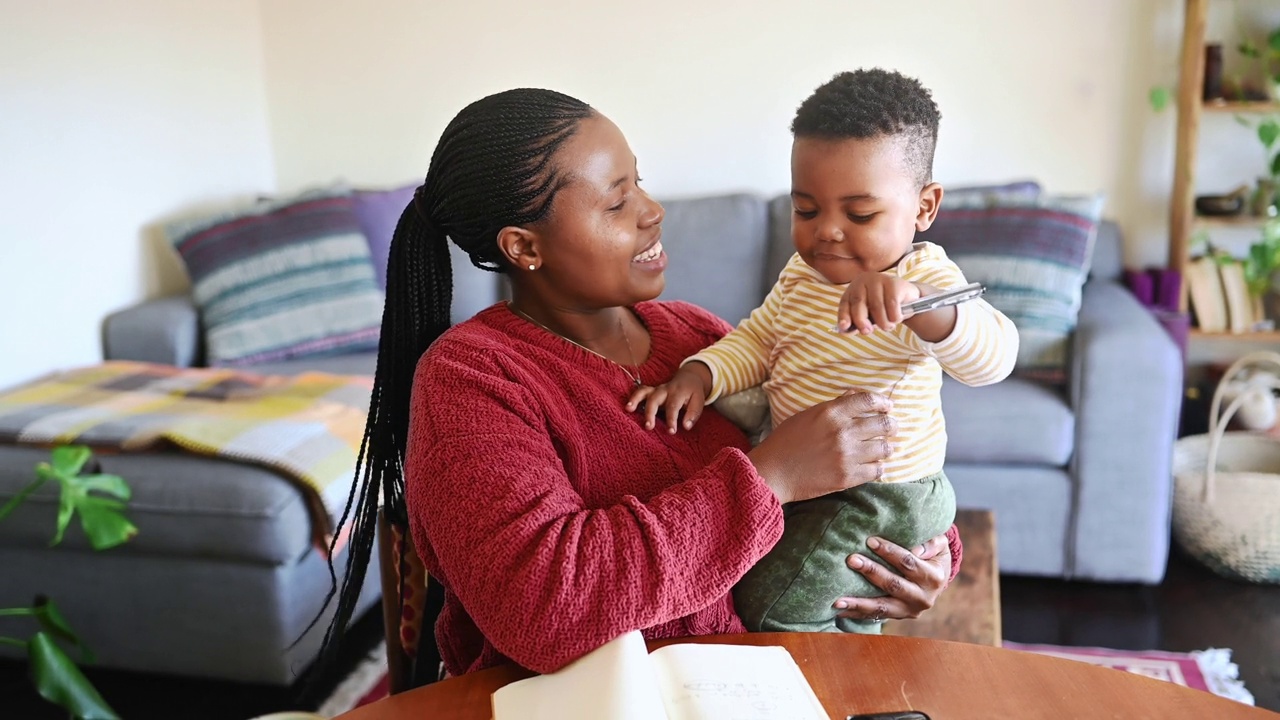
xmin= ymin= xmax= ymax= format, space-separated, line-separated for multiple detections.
xmin=490 ymin=630 xmax=828 ymax=720
xmin=1218 ymin=259 xmax=1259 ymax=333
xmin=1186 ymin=255 xmax=1228 ymax=332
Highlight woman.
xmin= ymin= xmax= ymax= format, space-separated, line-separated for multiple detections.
xmin=321 ymin=88 xmax=961 ymax=678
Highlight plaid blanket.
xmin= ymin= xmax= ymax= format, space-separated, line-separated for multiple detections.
xmin=0 ymin=361 xmax=372 ymax=552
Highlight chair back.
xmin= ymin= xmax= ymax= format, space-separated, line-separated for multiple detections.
xmin=377 ymin=506 xmax=445 ymax=693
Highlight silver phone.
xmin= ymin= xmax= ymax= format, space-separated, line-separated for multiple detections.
xmin=833 ymin=282 xmax=986 ymax=332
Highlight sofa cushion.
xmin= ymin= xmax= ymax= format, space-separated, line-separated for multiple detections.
xmin=250 ymin=352 xmax=377 ymax=377
xmin=166 ymin=187 xmax=384 ymax=367
xmin=353 ymin=183 xmax=416 ymax=290
xmin=919 ymin=193 xmax=1105 ymax=381
xmin=941 ymin=180 xmax=1042 ymax=207
xmin=657 ymin=193 xmax=770 ymax=324
xmin=940 ymin=376 xmax=1074 ymax=466
xmin=0 ymin=444 xmax=313 ymax=564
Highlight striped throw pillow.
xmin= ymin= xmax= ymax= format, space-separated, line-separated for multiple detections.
xmin=167 ymin=188 xmax=383 ymax=367
xmin=920 ymin=193 xmax=1106 ymax=381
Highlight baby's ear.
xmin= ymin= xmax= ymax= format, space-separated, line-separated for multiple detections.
xmin=915 ymin=182 xmax=944 ymax=232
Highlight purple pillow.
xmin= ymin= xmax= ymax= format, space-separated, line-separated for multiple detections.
xmin=353 ymin=184 xmax=417 ymax=289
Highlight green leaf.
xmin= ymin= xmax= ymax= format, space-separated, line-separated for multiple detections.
xmin=1149 ymin=86 xmax=1171 ymax=112
xmin=75 ymin=474 xmax=130 ymax=501
xmin=1270 ymin=151 xmax=1280 ymax=177
xmin=49 ymin=446 xmax=92 ymax=478
xmin=52 ymin=480 xmax=75 ymax=547
xmin=1240 ymin=39 xmax=1262 ymax=58
xmin=27 ymin=632 xmax=120 ymax=720
xmin=76 ymin=497 xmax=137 ymax=551
xmin=1268 ymin=28 xmax=1280 ymax=53
xmin=1259 ymin=120 xmax=1280 ymax=150
xmin=33 ymin=598 xmax=92 ymax=663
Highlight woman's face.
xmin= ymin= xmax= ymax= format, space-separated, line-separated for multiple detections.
xmin=525 ymin=113 xmax=667 ymax=310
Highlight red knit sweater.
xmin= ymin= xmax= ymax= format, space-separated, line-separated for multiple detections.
xmin=405 ymin=300 xmax=962 ymax=676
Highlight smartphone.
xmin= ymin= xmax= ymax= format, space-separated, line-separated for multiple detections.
xmin=846 ymin=712 xmax=931 ymax=720
xmin=833 ymin=282 xmax=986 ymax=333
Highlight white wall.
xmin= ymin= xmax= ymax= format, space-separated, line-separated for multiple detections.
xmin=0 ymin=0 xmax=276 ymax=389
xmin=258 ymin=0 xmax=1182 ymax=269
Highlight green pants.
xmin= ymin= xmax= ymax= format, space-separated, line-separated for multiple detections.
xmin=733 ymin=471 xmax=955 ymax=634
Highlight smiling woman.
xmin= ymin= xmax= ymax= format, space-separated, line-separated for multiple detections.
xmin=315 ymin=87 xmax=963 ymax=686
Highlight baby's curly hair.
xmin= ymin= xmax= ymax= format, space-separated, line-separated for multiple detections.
xmin=792 ymin=68 xmax=941 ymax=186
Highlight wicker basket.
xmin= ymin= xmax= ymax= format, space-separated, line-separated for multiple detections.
xmin=1172 ymin=351 xmax=1280 ymax=584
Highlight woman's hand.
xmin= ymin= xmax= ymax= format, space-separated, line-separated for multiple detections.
xmin=834 ymin=533 xmax=951 ymax=622
xmin=747 ymin=390 xmax=896 ymax=505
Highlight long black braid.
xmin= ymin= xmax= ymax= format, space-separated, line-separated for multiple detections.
xmin=309 ymin=88 xmax=594 ymax=684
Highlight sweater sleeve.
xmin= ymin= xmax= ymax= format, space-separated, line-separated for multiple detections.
xmin=945 ymin=523 xmax=963 ymax=585
xmin=406 ymin=347 xmax=784 ymax=674
xmin=899 ymin=244 xmax=1019 ymax=387
xmin=683 ymin=258 xmax=799 ymax=402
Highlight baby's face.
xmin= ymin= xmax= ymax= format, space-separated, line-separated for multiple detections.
xmin=789 ymin=135 xmax=930 ymax=284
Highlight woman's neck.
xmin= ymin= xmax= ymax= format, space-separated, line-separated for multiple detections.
xmin=507 ymin=291 xmax=649 ymax=365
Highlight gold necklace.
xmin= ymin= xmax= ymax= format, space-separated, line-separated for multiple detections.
xmin=507 ymin=302 xmax=644 ymax=386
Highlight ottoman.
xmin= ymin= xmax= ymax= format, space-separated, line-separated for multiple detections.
xmin=0 ymin=444 xmax=380 ymax=685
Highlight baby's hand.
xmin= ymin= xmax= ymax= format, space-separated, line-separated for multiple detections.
xmin=625 ymin=363 xmax=712 ymax=434
xmin=837 ymin=272 xmax=922 ymax=334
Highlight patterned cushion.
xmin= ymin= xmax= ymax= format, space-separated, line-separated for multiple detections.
xmin=167 ymin=187 xmax=384 ymax=367
xmin=941 ymin=180 xmax=1042 ymax=208
xmin=919 ymin=193 xmax=1106 ymax=380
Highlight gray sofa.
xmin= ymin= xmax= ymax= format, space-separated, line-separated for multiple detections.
xmin=0 ymin=190 xmax=1181 ymax=684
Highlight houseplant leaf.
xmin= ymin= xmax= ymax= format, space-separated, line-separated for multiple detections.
xmin=1271 ymin=150 xmax=1280 ymax=178
xmin=75 ymin=496 xmax=138 ymax=551
xmin=1269 ymin=27 xmax=1280 ymax=53
xmin=32 ymin=597 xmax=93 ymax=662
xmin=28 ymin=631 xmax=120 ymax=720
xmin=49 ymin=445 xmax=92 ymax=478
xmin=74 ymin=473 xmax=130 ymax=501
xmin=1258 ymin=119 xmax=1280 ymax=150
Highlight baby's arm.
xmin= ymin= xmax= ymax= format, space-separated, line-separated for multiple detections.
xmin=900 ymin=245 xmax=1019 ymax=386
xmin=628 ymin=263 xmax=796 ymax=431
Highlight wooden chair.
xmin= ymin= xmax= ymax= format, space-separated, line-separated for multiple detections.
xmin=376 ymin=506 xmax=445 ymax=694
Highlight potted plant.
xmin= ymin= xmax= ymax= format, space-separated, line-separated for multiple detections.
xmin=0 ymin=445 xmax=137 ymax=719
xmin=1251 ymin=219 xmax=1280 ymax=321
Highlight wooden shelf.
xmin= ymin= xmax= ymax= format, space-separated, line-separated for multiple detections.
xmin=1190 ymin=328 xmax=1280 ymax=341
xmin=1202 ymin=100 xmax=1280 ymax=113
xmin=1192 ymin=214 xmax=1269 ymax=229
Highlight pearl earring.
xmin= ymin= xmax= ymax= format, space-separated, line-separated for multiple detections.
xmin=528 ymin=264 xmax=536 ymax=271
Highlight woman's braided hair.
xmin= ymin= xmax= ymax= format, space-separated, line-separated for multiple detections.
xmin=312 ymin=88 xmax=594 ymax=678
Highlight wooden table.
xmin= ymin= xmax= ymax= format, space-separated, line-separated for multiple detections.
xmin=336 ymin=632 xmax=1273 ymax=719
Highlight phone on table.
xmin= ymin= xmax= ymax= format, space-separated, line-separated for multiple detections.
xmin=833 ymin=282 xmax=986 ymax=333
xmin=846 ymin=712 xmax=932 ymax=720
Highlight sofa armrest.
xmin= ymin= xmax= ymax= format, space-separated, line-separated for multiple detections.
xmin=103 ymin=295 xmax=202 ymax=368
xmin=1068 ymin=280 xmax=1182 ymax=583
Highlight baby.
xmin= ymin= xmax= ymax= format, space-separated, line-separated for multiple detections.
xmin=628 ymin=69 xmax=1019 ymax=633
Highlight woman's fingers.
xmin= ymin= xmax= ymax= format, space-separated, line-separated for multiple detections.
xmin=833 ymin=390 xmax=893 ymax=417
xmin=833 ymin=595 xmax=915 ymax=621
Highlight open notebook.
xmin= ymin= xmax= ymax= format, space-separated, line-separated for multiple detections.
xmin=491 ymin=630 xmax=828 ymax=719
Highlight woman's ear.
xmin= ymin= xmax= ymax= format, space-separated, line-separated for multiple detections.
xmin=915 ymin=182 xmax=944 ymax=232
xmin=496 ymin=226 xmax=540 ymax=271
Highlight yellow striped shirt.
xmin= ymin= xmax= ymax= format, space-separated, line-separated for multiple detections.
xmin=688 ymin=241 xmax=1019 ymax=484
